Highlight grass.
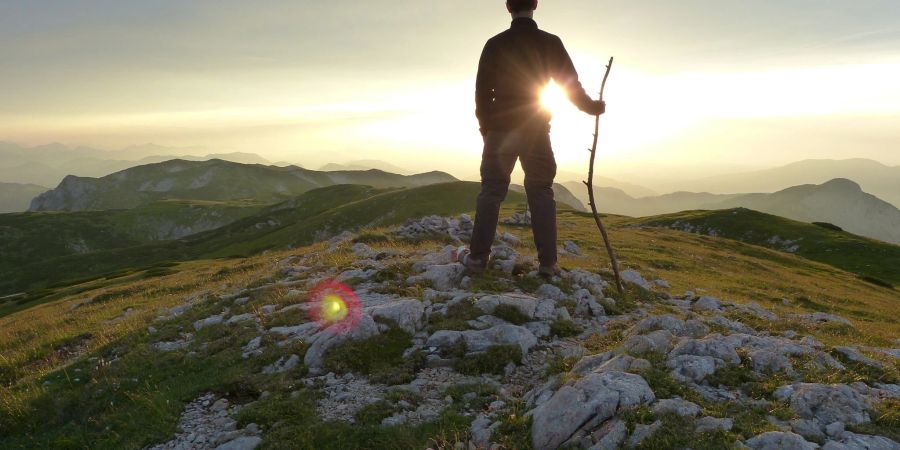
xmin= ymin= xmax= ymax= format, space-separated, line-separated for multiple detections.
xmin=550 ymin=320 xmax=583 ymax=338
xmin=236 ymin=390 xmax=474 ymax=450
xmin=636 ymin=208 xmax=900 ymax=286
xmin=454 ymin=345 xmax=522 ymax=376
xmin=427 ymin=299 xmax=482 ymax=333
xmin=493 ymin=304 xmax=530 ymax=325
xmin=1 ymin=202 xmax=899 ymax=448
xmin=322 ymin=327 xmax=425 ymax=385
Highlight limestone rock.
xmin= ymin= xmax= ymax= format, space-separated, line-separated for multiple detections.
xmin=652 ymin=398 xmax=701 ymax=418
xmin=693 ymin=296 xmax=723 ymax=312
xmin=366 ymin=299 xmax=425 ymax=334
xmin=530 ymin=371 xmax=655 ymax=450
xmin=776 ymin=383 xmax=871 ymax=431
xmin=407 ymin=264 xmax=465 ymax=291
xmin=475 ymin=293 xmax=538 ymax=319
xmin=427 ymin=324 xmax=538 ymax=355
xmin=695 ymin=416 xmax=734 ymax=433
xmin=745 ymin=431 xmax=820 ymax=450
xmin=620 ymin=270 xmax=652 ymax=290
xmin=822 ymin=431 xmax=900 ymax=450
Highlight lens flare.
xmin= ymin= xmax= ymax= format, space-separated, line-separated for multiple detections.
xmin=309 ymin=280 xmax=360 ymax=333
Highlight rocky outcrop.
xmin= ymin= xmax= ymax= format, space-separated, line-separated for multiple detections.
xmin=531 ymin=371 xmax=655 ymax=450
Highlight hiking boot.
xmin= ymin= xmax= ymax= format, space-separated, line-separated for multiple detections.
xmin=455 ymin=247 xmax=487 ymax=274
xmin=538 ymin=263 xmax=562 ymax=278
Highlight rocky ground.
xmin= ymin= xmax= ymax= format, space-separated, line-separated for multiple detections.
xmin=146 ymin=214 xmax=900 ymax=450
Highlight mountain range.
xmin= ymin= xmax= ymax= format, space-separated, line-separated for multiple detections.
xmin=578 ymin=179 xmax=900 ymax=245
xmin=29 ymin=159 xmax=458 ymax=211
xmin=0 ymin=142 xmax=274 ymax=188
xmin=0 ymin=182 xmax=48 ymax=213
xmin=665 ymin=158 xmax=900 ymax=208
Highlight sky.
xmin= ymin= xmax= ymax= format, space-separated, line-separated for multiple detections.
xmin=2 ymin=0 xmax=900 ymax=182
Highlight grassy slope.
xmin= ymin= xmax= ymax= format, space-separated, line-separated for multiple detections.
xmin=0 ymin=206 xmax=897 ymax=448
xmin=0 ymin=200 xmax=264 ymax=270
xmin=633 ymin=208 xmax=900 ymax=286
xmin=0 ymin=182 xmax=524 ymax=316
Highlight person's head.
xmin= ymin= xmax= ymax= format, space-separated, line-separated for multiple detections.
xmin=506 ymin=0 xmax=538 ymax=18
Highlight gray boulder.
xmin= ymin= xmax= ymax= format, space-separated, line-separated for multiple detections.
xmin=693 ymin=296 xmax=723 ymax=312
xmin=776 ymin=383 xmax=871 ymax=430
xmin=475 ymin=293 xmax=538 ymax=319
xmin=407 ymin=263 xmax=465 ymax=291
xmin=427 ymin=324 xmax=538 ymax=355
xmin=745 ymin=432 xmax=819 ymax=450
xmin=535 ymin=284 xmax=568 ymax=301
xmin=652 ymin=398 xmax=701 ymax=418
xmin=834 ymin=346 xmax=885 ymax=370
xmin=534 ymin=299 xmax=558 ymax=321
xmin=667 ymin=355 xmax=721 ymax=383
xmin=626 ymin=420 xmax=662 ymax=448
xmin=215 ymin=436 xmax=262 ymax=450
xmin=589 ymin=419 xmax=627 ymax=450
xmin=530 ymin=371 xmax=655 ymax=450
xmin=695 ymin=416 xmax=734 ymax=433
xmin=822 ymin=431 xmax=900 ymax=450
xmin=620 ymin=270 xmax=652 ymax=290
xmin=366 ymin=299 xmax=425 ymax=334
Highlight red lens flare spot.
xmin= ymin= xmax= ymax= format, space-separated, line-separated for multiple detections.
xmin=309 ymin=279 xmax=361 ymax=333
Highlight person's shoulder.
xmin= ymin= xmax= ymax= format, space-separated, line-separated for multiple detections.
xmin=537 ymin=29 xmax=564 ymax=44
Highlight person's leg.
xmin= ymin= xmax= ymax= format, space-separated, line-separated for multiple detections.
xmin=519 ymin=132 xmax=558 ymax=268
xmin=470 ymin=132 xmax=519 ymax=264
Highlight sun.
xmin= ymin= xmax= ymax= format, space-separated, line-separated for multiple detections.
xmin=540 ymin=81 xmax=570 ymax=115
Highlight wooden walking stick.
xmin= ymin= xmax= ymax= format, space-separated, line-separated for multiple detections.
xmin=583 ymin=57 xmax=625 ymax=294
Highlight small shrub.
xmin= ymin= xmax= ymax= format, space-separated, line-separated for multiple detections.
xmin=443 ymin=383 xmax=500 ymax=411
xmin=812 ymin=222 xmax=843 ymax=232
xmin=323 ymin=327 xmax=423 ymax=385
xmin=455 ymin=345 xmax=522 ymax=375
xmin=550 ymin=320 xmax=582 ymax=338
xmin=705 ymin=363 xmax=757 ymax=389
xmin=848 ymin=398 xmax=900 ymax=441
xmin=859 ymin=276 xmax=893 ymax=289
xmin=493 ymin=304 xmax=529 ymax=325
xmin=440 ymin=337 xmax=468 ymax=359
xmin=428 ymin=300 xmax=481 ymax=333
xmin=545 ymin=355 xmax=579 ymax=376
xmin=355 ymin=400 xmax=398 ymax=425
xmin=492 ymin=407 xmax=533 ymax=450
xmin=354 ymin=232 xmax=391 ymax=244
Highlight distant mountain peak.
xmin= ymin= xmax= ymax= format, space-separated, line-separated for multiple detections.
xmin=819 ymin=178 xmax=862 ymax=191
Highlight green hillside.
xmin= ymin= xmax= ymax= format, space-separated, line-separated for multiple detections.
xmin=0 ymin=200 xmax=264 ymax=269
xmin=0 ymin=182 xmax=523 ymax=314
xmin=634 ymin=208 xmax=900 ymax=286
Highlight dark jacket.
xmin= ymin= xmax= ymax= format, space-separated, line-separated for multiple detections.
xmin=475 ymin=18 xmax=600 ymax=135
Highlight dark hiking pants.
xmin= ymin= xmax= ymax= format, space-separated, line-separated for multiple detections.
xmin=470 ymin=130 xmax=557 ymax=267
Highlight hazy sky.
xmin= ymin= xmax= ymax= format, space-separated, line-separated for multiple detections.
xmin=2 ymin=0 xmax=900 ymax=180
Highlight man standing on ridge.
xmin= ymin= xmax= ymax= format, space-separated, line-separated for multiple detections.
xmin=458 ymin=0 xmax=606 ymax=277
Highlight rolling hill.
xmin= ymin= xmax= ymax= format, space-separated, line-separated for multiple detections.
xmin=29 ymin=159 xmax=457 ymax=211
xmin=0 ymin=182 xmax=524 ymax=301
xmin=0 ymin=182 xmax=48 ymax=213
xmin=634 ymin=208 xmax=900 ymax=287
